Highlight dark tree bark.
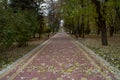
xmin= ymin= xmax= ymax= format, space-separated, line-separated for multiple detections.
xmin=77 ymin=16 xmax=82 ymax=37
xmin=85 ymin=18 xmax=91 ymax=35
xmin=101 ymin=20 xmax=108 ymax=45
xmin=110 ymin=26 xmax=114 ymax=37
xmin=81 ymin=15 xmax=85 ymax=38
xmin=81 ymin=0 xmax=85 ymax=38
xmin=91 ymin=0 xmax=108 ymax=46
xmin=107 ymin=13 xmax=115 ymax=37
xmin=98 ymin=27 xmax=101 ymax=35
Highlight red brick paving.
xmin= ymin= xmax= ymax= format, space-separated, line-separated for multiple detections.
xmin=0 ymin=33 xmax=118 ymax=80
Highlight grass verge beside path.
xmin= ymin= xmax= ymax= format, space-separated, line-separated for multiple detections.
xmin=78 ymin=35 xmax=120 ymax=70
xmin=0 ymin=34 xmax=54 ymax=71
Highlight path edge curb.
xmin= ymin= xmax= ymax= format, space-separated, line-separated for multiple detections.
xmin=75 ymin=40 xmax=120 ymax=80
xmin=0 ymin=35 xmax=55 ymax=76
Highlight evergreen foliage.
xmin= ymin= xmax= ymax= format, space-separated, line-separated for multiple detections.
xmin=0 ymin=0 xmax=47 ymax=50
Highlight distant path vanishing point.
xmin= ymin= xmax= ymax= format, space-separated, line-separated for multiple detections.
xmin=0 ymin=32 xmax=118 ymax=80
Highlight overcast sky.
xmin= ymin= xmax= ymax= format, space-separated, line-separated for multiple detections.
xmin=41 ymin=0 xmax=59 ymax=16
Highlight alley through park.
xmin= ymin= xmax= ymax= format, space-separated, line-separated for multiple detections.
xmin=0 ymin=33 xmax=118 ymax=80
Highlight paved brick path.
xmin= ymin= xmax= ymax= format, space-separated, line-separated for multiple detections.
xmin=0 ymin=33 xmax=118 ymax=80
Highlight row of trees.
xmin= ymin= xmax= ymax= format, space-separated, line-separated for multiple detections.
xmin=0 ymin=0 xmax=52 ymax=50
xmin=62 ymin=0 xmax=120 ymax=46
xmin=46 ymin=0 xmax=61 ymax=33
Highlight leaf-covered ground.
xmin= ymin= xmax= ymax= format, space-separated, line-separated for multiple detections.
xmin=79 ymin=35 xmax=120 ymax=70
xmin=0 ymin=33 xmax=118 ymax=80
xmin=0 ymin=37 xmax=46 ymax=71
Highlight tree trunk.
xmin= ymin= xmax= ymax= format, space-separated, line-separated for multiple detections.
xmin=98 ymin=27 xmax=101 ymax=35
xmin=85 ymin=18 xmax=90 ymax=35
xmin=101 ymin=24 xmax=108 ymax=45
xmin=92 ymin=0 xmax=108 ymax=46
xmin=110 ymin=26 xmax=114 ymax=37
xmin=39 ymin=33 xmax=41 ymax=39
xmin=33 ymin=33 xmax=36 ymax=38
xmin=81 ymin=15 xmax=85 ymax=38
xmin=81 ymin=0 xmax=85 ymax=38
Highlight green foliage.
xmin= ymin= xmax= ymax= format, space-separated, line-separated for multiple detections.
xmin=0 ymin=8 xmax=14 ymax=49
xmin=45 ymin=26 xmax=51 ymax=34
xmin=62 ymin=0 xmax=120 ymax=45
xmin=0 ymin=0 xmax=45 ymax=49
xmin=62 ymin=0 xmax=94 ymax=37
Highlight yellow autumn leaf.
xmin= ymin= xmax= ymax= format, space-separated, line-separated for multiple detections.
xmin=31 ymin=77 xmax=38 ymax=80
xmin=81 ymin=77 xmax=87 ymax=80
xmin=57 ymin=77 xmax=63 ymax=80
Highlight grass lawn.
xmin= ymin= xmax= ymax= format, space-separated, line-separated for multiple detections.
xmin=78 ymin=34 xmax=120 ymax=70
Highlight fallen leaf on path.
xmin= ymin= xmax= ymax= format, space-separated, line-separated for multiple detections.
xmin=31 ymin=77 xmax=38 ymax=80
xmin=57 ymin=77 xmax=63 ymax=80
xmin=81 ymin=77 xmax=87 ymax=80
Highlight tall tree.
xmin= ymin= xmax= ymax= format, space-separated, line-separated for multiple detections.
xmin=46 ymin=0 xmax=61 ymax=33
xmin=91 ymin=0 xmax=108 ymax=46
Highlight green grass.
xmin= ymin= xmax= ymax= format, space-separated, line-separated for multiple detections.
xmin=79 ymin=34 xmax=120 ymax=70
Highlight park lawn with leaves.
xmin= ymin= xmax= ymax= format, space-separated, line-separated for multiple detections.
xmin=79 ymin=34 xmax=120 ymax=70
xmin=0 ymin=37 xmax=47 ymax=71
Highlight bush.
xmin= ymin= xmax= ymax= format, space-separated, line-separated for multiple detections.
xmin=0 ymin=8 xmax=42 ymax=49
